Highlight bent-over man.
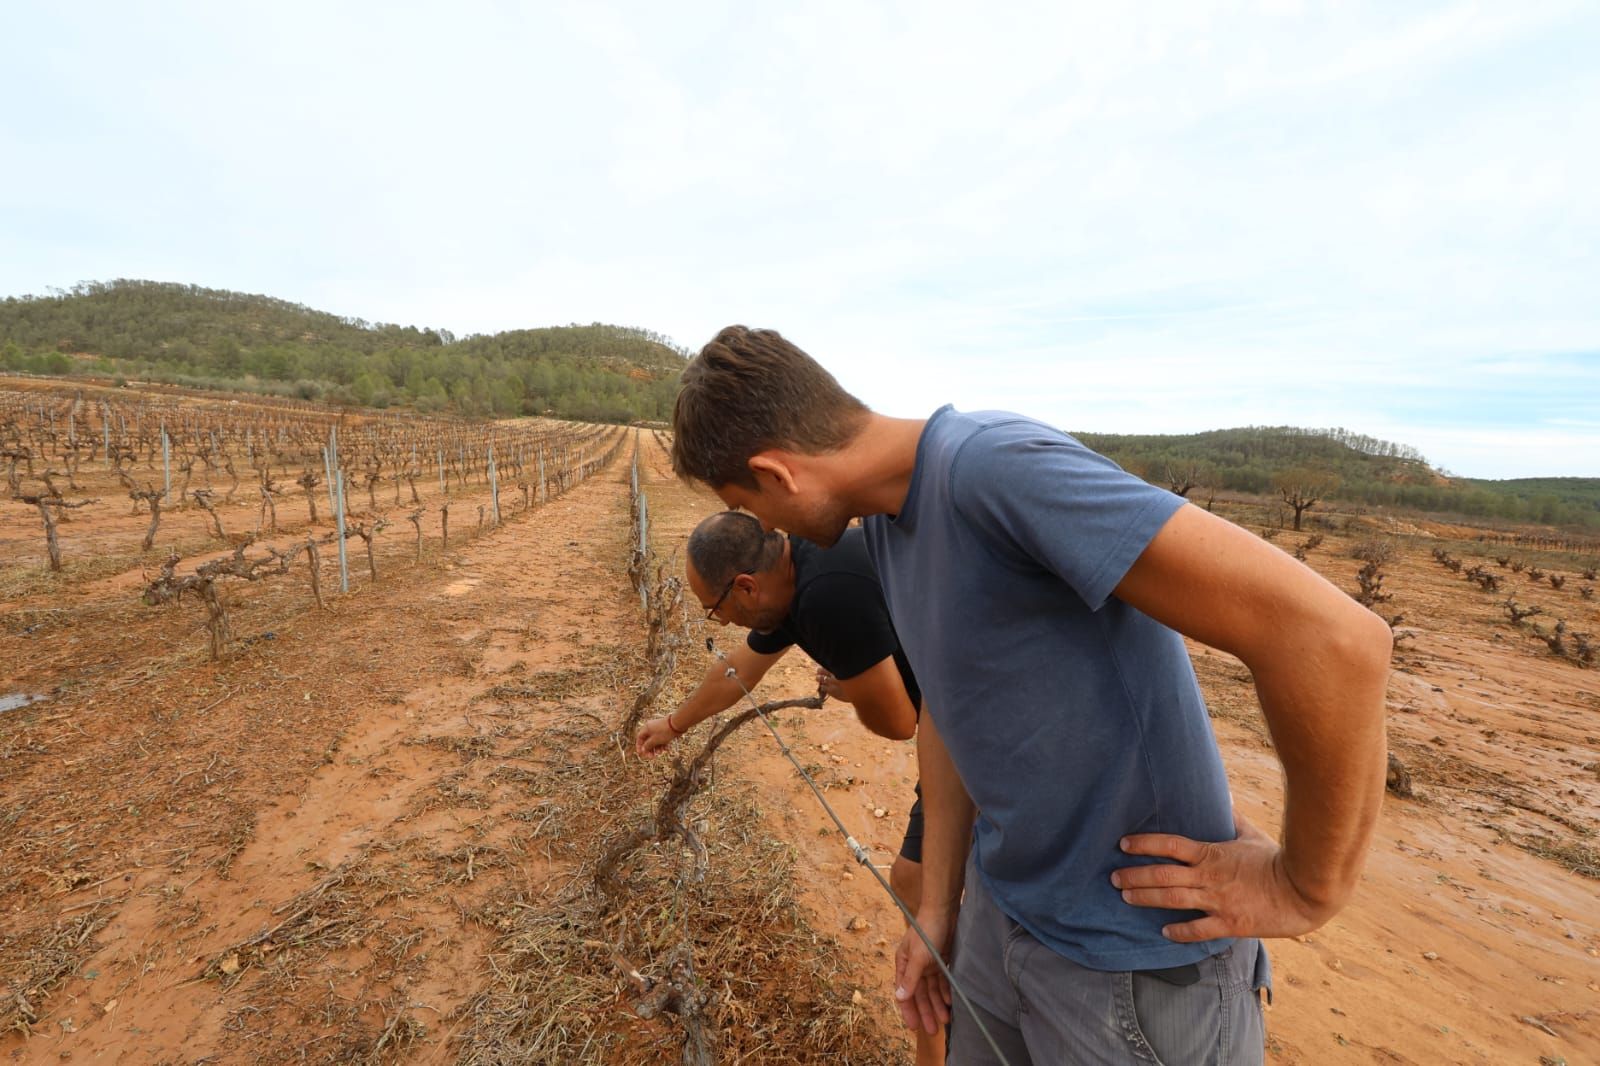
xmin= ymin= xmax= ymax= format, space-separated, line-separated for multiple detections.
xmin=637 ymin=509 xmax=946 ymax=1066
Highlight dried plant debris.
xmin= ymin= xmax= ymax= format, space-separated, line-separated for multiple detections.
xmin=1 ymin=904 xmax=116 ymax=1034
xmin=198 ymin=855 xmax=404 ymax=987
xmin=456 ymin=789 xmax=901 ymax=1065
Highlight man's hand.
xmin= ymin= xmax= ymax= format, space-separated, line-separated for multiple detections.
xmin=1111 ymin=813 xmax=1338 ymax=941
xmin=893 ymin=911 xmax=954 ymax=1034
xmin=635 ymin=716 xmax=679 ymax=758
xmin=815 ymin=668 xmax=846 ymax=702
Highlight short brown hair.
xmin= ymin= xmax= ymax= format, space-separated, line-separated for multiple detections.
xmin=672 ymin=325 xmax=869 ymax=489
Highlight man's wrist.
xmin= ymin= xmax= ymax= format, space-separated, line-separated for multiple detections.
xmin=665 ymin=712 xmax=686 ymax=736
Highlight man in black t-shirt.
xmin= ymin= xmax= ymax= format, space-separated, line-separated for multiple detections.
xmin=637 ymin=512 xmax=936 ymax=1060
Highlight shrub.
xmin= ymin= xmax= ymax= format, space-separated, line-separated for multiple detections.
xmin=1350 ymin=537 xmax=1396 ymax=566
xmin=1503 ymin=600 xmax=1542 ymax=626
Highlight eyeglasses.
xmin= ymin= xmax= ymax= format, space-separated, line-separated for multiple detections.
xmin=705 ymin=573 xmax=749 ymax=619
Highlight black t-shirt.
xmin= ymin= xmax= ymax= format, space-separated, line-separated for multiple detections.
xmin=746 ymin=529 xmax=921 ymax=710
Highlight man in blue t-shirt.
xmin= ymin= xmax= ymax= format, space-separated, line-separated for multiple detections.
xmin=668 ymin=326 xmax=1393 ymax=1064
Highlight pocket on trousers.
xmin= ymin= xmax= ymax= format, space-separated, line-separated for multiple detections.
xmin=1121 ymin=945 xmax=1260 ymax=1066
xmin=1124 ymin=970 xmax=1213 ymax=1065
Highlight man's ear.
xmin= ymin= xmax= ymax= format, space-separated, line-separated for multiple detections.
xmin=748 ymin=451 xmax=800 ymax=495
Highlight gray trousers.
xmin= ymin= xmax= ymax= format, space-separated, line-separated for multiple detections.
xmin=947 ymin=858 xmax=1271 ymax=1065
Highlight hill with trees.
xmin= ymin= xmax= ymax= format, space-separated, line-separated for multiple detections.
xmin=0 ymin=280 xmax=685 ymax=422
xmin=4 ymin=281 xmax=1594 ymax=531
xmin=1077 ymin=426 xmax=1600 ymax=531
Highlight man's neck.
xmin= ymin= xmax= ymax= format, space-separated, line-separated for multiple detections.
xmin=835 ymin=413 xmax=926 ymax=519
xmin=769 ymin=535 xmax=798 ymax=603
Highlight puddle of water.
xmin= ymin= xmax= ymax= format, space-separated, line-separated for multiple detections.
xmin=0 ymin=693 xmax=47 ymax=713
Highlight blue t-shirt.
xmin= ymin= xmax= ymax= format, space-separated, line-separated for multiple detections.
xmin=862 ymin=406 xmax=1236 ymax=971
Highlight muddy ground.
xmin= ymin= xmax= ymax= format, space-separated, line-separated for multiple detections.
xmin=2 ymin=382 xmax=1597 ymax=1064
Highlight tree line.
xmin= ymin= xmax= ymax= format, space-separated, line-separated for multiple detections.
xmin=6 ymin=281 xmax=1594 ymax=530
xmin=1077 ymin=426 xmax=1600 ymax=531
xmin=0 ymin=280 xmax=685 ymax=423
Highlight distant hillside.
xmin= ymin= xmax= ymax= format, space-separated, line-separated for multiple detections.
xmin=1077 ymin=426 xmax=1600 ymax=530
xmin=1454 ymin=477 xmax=1600 ymax=528
xmin=0 ymin=279 xmax=686 ymax=422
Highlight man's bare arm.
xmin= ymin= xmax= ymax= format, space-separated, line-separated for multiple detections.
xmin=829 ymin=655 xmax=918 ymax=740
xmin=636 ymin=644 xmax=785 ymax=757
xmin=893 ymin=708 xmax=974 ymax=1033
xmin=1110 ymin=504 xmax=1391 ymax=938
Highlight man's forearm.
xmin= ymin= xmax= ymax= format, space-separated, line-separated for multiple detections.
xmin=1113 ymin=506 xmax=1393 ymax=921
xmin=672 ymin=645 xmax=780 ymax=732
xmin=1253 ymin=606 xmax=1391 ymax=911
xmin=915 ymin=710 xmax=975 ymax=917
xmin=671 ymin=667 xmax=746 ymax=732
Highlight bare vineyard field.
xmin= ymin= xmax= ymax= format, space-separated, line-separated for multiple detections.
xmin=2 ymin=377 xmax=1598 ymax=1064
xmin=0 ymin=380 xmax=904 ymax=1065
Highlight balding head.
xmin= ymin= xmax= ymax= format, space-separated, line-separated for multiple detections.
xmin=687 ymin=511 xmax=785 ymax=589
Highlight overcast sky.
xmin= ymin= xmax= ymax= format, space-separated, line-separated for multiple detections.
xmin=3 ymin=1 xmax=1596 ymax=478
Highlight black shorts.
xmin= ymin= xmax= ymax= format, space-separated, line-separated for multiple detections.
xmin=898 ymin=781 xmax=924 ymax=863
